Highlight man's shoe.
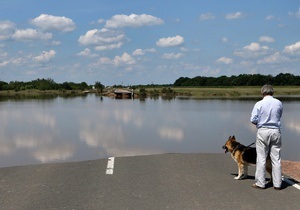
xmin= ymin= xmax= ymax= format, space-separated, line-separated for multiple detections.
xmin=252 ymin=184 xmax=265 ymax=189
xmin=274 ymin=187 xmax=281 ymax=191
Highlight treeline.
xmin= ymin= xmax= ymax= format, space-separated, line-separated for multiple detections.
xmin=0 ymin=78 xmax=104 ymax=91
xmin=1 ymin=73 xmax=300 ymax=92
xmin=174 ymin=73 xmax=300 ymax=86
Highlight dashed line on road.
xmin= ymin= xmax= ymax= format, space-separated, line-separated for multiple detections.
xmin=106 ymin=157 xmax=115 ymax=175
xmin=282 ymin=176 xmax=300 ymax=190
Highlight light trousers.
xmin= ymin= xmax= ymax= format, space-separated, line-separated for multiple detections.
xmin=255 ymin=128 xmax=282 ymax=188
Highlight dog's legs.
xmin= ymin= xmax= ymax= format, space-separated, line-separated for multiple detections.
xmin=234 ymin=163 xmax=244 ymax=180
xmin=242 ymin=165 xmax=248 ymax=179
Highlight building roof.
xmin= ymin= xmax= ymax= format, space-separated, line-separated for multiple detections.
xmin=114 ymin=89 xmax=132 ymax=94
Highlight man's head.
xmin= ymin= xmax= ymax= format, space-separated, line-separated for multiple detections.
xmin=261 ymin=84 xmax=274 ymax=96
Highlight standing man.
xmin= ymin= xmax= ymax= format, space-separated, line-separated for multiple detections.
xmin=250 ymin=85 xmax=283 ymax=190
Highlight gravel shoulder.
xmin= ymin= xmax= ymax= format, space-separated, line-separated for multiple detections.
xmin=282 ymin=160 xmax=300 ymax=182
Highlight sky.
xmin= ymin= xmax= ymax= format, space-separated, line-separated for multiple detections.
xmin=1 ymin=0 xmax=300 ymax=86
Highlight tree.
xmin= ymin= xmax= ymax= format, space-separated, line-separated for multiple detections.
xmin=94 ymin=81 xmax=104 ymax=92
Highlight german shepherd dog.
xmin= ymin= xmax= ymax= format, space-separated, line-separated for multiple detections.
xmin=222 ymin=135 xmax=272 ymax=181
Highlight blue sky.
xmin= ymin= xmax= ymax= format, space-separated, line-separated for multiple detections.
xmin=1 ymin=0 xmax=300 ymax=86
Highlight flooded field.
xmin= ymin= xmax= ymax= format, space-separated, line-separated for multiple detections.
xmin=1 ymin=94 xmax=299 ymax=168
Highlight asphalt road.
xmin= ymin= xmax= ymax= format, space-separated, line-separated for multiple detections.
xmin=0 ymin=153 xmax=299 ymax=209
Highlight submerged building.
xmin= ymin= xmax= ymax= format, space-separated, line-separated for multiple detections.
xmin=114 ymin=89 xmax=134 ymax=99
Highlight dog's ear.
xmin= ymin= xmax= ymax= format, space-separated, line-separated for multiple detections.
xmin=231 ymin=135 xmax=236 ymax=141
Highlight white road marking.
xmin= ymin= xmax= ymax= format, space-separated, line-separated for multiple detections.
xmin=282 ymin=176 xmax=300 ymax=190
xmin=106 ymin=157 xmax=115 ymax=175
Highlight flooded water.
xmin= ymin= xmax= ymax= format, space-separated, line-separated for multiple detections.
xmin=1 ymin=94 xmax=299 ymax=168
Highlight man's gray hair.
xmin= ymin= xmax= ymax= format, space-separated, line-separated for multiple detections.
xmin=261 ymin=85 xmax=274 ymax=96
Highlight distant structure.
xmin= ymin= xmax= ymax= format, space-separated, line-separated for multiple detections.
xmin=114 ymin=89 xmax=134 ymax=99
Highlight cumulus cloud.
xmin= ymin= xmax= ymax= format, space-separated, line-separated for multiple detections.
xmin=132 ymin=49 xmax=145 ymax=56
xmin=216 ymin=57 xmax=233 ymax=64
xmin=0 ymin=21 xmax=15 ymax=40
xmin=78 ymin=28 xmax=125 ymax=51
xmin=244 ymin=42 xmax=268 ymax=51
xmin=257 ymin=52 xmax=290 ymax=64
xmin=31 ymin=14 xmax=76 ymax=32
xmin=105 ymin=13 xmax=164 ymax=28
xmin=225 ymin=12 xmax=244 ymax=19
xmin=12 ymin=28 xmax=52 ymax=41
xmin=95 ymin=43 xmax=123 ymax=51
xmin=283 ymin=41 xmax=300 ymax=55
xmin=114 ymin=52 xmax=136 ymax=65
xmin=259 ymin=36 xmax=275 ymax=43
xmin=199 ymin=13 xmax=215 ymax=21
xmin=156 ymin=35 xmax=184 ymax=47
xmin=162 ymin=52 xmax=184 ymax=59
xmin=77 ymin=48 xmax=90 ymax=56
xmin=33 ymin=50 xmax=56 ymax=62
xmin=132 ymin=48 xmax=156 ymax=56
xmin=234 ymin=42 xmax=269 ymax=58
xmin=97 ymin=52 xmax=136 ymax=66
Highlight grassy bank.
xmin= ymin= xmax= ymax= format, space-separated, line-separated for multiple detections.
xmin=143 ymin=86 xmax=300 ymax=98
xmin=0 ymin=89 xmax=93 ymax=99
xmin=1 ymin=86 xmax=300 ymax=99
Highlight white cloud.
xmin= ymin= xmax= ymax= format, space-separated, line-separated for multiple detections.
xmin=33 ymin=50 xmax=56 ymax=62
xmin=162 ymin=52 xmax=184 ymax=59
xmin=225 ymin=12 xmax=244 ymax=19
xmin=265 ymin=15 xmax=276 ymax=20
xmin=283 ymin=41 xmax=300 ymax=55
xmin=78 ymin=28 xmax=125 ymax=51
xmin=50 ymin=40 xmax=61 ymax=46
xmin=244 ymin=43 xmax=268 ymax=51
xmin=97 ymin=52 xmax=136 ymax=66
xmin=0 ymin=21 xmax=15 ymax=40
xmin=289 ymin=8 xmax=300 ymax=19
xmin=97 ymin=19 xmax=105 ymax=24
xmin=145 ymin=48 xmax=156 ymax=53
xmin=0 ymin=60 xmax=9 ymax=67
xmin=257 ymin=52 xmax=290 ymax=64
xmin=95 ymin=43 xmax=123 ymax=51
xmin=77 ymin=48 xmax=91 ymax=56
xmin=156 ymin=35 xmax=184 ymax=47
xmin=114 ymin=52 xmax=136 ymax=65
xmin=132 ymin=49 xmax=145 ymax=56
xmin=259 ymin=36 xmax=275 ymax=43
xmin=0 ymin=52 xmax=8 ymax=58
xmin=31 ymin=14 xmax=76 ymax=32
xmin=199 ymin=13 xmax=215 ymax=21
xmin=216 ymin=57 xmax=233 ymax=64
xmin=12 ymin=28 xmax=52 ymax=41
xmin=105 ymin=13 xmax=164 ymax=28
xmin=132 ymin=48 xmax=156 ymax=56
xmin=234 ymin=42 xmax=270 ymax=58
xmin=97 ymin=57 xmax=112 ymax=65
xmin=222 ymin=37 xmax=228 ymax=43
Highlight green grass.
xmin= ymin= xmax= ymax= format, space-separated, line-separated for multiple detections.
xmin=2 ymin=86 xmax=300 ymax=99
xmin=145 ymin=86 xmax=300 ymax=98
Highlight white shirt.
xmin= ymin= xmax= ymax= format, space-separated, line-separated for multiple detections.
xmin=250 ymin=95 xmax=283 ymax=129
